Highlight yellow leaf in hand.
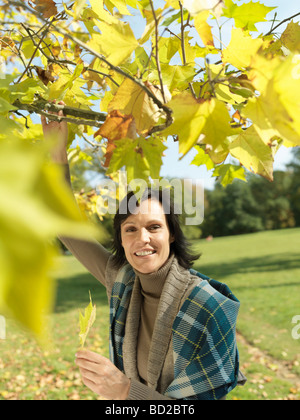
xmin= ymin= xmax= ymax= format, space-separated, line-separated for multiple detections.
xmin=79 ymin=292 xmax=96 ymax=348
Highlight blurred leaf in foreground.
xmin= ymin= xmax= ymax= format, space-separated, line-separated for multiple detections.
xmin=0 ymin=136 xmax=98 ymax=343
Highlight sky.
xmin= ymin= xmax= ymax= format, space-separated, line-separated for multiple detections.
xmin=158 ymin=0 xmax=300 ymax=189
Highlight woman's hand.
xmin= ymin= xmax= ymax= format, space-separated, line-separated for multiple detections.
xmin=75 ymin=350 xmax=131 ymax=400
xmin=41 ymin=100 xmax=69 ymax=164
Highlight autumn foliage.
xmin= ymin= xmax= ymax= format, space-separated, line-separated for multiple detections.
xmin=1 ymin=0 xmax=300 ymax=337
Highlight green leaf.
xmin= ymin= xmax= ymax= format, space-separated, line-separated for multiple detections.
xmin=212 ymin=164 xmax=246 ymax=187
xmin=223 ymin=0 xmax=276 ymax=31
xmin=229 ymin=126 xmax=274 ymax=181
xmin=107 ymin=136 xmax=167 ymax=182
xmin=191 ymin=145 xmax=215 ymax=170
xmin=0 ymin=97 xmax=16 ymax=113
xmin=79 ymin=291 xmax=96 ymax=348
xmin=160 ymin=64 xmax=195 ymax=92
xmin=9 ymin=78 xmax=47 ymax=103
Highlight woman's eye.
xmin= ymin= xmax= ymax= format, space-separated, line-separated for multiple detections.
xmin=149 ymin=225 xmax=161 ymax=230
xmin=126 ymin=227 xmax=136 ymax=232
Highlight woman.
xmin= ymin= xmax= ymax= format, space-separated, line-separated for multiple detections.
xmin=42 ymin=111 xmax=246 ymax=400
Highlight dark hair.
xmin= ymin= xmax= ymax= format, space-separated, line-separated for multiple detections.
xmin=111 ymin=187 xmax=201 ymax=269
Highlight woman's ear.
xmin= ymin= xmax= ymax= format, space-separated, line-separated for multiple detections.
xmin=170 ymin=235 xmax=175 ymax=244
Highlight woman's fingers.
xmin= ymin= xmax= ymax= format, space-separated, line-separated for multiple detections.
xmin=41 ymin=114 xmax=47 ymax=127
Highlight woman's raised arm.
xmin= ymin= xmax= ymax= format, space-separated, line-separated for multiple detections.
xmin=41 ymin=102 xmax=111 ymax=287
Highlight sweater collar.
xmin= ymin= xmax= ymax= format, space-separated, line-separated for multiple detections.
xmin=133 ymin=253 xmax=175 ymax=299
xmin=123 ymin=256 xmax=195 ymax=389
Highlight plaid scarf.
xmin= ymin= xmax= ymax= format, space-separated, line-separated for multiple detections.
xmin=109 ymin=265 xmax=240 ymax=400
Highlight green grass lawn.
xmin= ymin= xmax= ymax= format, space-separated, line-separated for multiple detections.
xmin=192 ymin=228 xmax=300 ymax=400
xmin=0 ymin=228 xmax=299 ymax=400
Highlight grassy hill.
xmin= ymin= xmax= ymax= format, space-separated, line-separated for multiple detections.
xmin=0 ymin=228 xmax=299 ymax=400
xmin=192 ymin=228 xmax=300 ymax=400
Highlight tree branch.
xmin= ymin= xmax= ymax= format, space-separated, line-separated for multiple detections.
xmin=16 ymin=21 xmax=51 ymax=83
xmin=12 ymin=98 xmax=107 ymax=128
xmin=7 ymin=0 xmax=173 ymax=131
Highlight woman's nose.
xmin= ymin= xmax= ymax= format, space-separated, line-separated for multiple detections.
xmin=137 ymin=228 xmax=150 ymax=243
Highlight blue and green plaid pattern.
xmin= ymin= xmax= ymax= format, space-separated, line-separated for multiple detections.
xmin=109 ymin=266 xmax=240 ymax=400
xmin=165 ymin=270 xmax=240 ymax=400
xmin=109 ymin=265 xmax=135 ymax=372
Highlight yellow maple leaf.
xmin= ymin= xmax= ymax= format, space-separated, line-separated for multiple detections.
xmin=94 ymin=110 xmax=137 ymax=168
xmin=281 ymin=21 xmax=300 ymax=52
xmin=222 ymin=27 xmax=264 ymax=70
xmin=108 ymin=79 xmax=165 ymax=135
xmin=88 ymin=21 xmax=138 ymax=67
xmin=79 ymin=292 xmax=96 ymax=349
xmin=273 ymin=54 xmax=300 ymax=140
xmin=246 ymin=54 xmax=300 ymax=147
xmin=162 ymin=92 xmax=235 ymax=158
xmin=194 ymin=11 xmax=215 ymax=47
xmin=229 ymin=125 xmax=274 ymax=181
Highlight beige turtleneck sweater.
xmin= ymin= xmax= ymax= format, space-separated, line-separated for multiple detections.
xmin=134 ymin=255 xmax=174 ymax=385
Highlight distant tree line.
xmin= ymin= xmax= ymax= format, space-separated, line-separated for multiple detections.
xmin=199 ymin=149 xmax=300 ymax=239
xmin=64 ymin=147 xmax=300 ymax=244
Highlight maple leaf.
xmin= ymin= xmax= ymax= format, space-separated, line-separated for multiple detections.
xmin=35 ymin=66 xmax=55 ymax=86
xmin=108 ymin=79 xmax=166 ymax=135
xmin=223 ymin=0 xmax=275 ymax=31
xmin=281 ymin=21 xmax=300 ymax=52
xmin=30 ymin=0 xmax=58 ymax=19
xmin=194 ymin=11 xmax=215 ymax=47
xmin=107 ymin=136 xmax=167 ymax=182
xmin=213 ymin=164 xmax=247 ymax=187
xmin=94 ymin=110 xmax=137 ymax=168
xmin=88 ymin=21 xmax=138 ymax=67
xmin=78 ymin=292 xmax=96 ymax=349
xmin=229 ymin=125 xmax=274 ymax=181
xmin=222 ymin=27 xmax=264 ymax=70
xmin=182 ymin=0 xmax=224 ymax=17
xmin=162 ymin=92 xmax=235 ymax=158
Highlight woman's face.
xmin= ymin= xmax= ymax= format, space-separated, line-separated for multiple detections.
xmin=120 ymin=198 xmax=174 ymax=274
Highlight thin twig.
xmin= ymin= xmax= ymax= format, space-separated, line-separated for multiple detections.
xmin=16 ymin=21 xmax=51 ymax=83
xmin=81 ymin=133 xmax=101 ymax=148
xmin=265 ymin=12 xmax=300 ymax=36
xmin=149 ymin=0 xmax=166 ymax=103
xmin=179 ymin=1 xmax=196 ymax=98
xmin=21 ymin=24 xmax=120 ymax=87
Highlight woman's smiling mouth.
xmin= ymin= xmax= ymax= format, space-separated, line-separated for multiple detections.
xmin=134 ymin=250 xmax=157 ymax=257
